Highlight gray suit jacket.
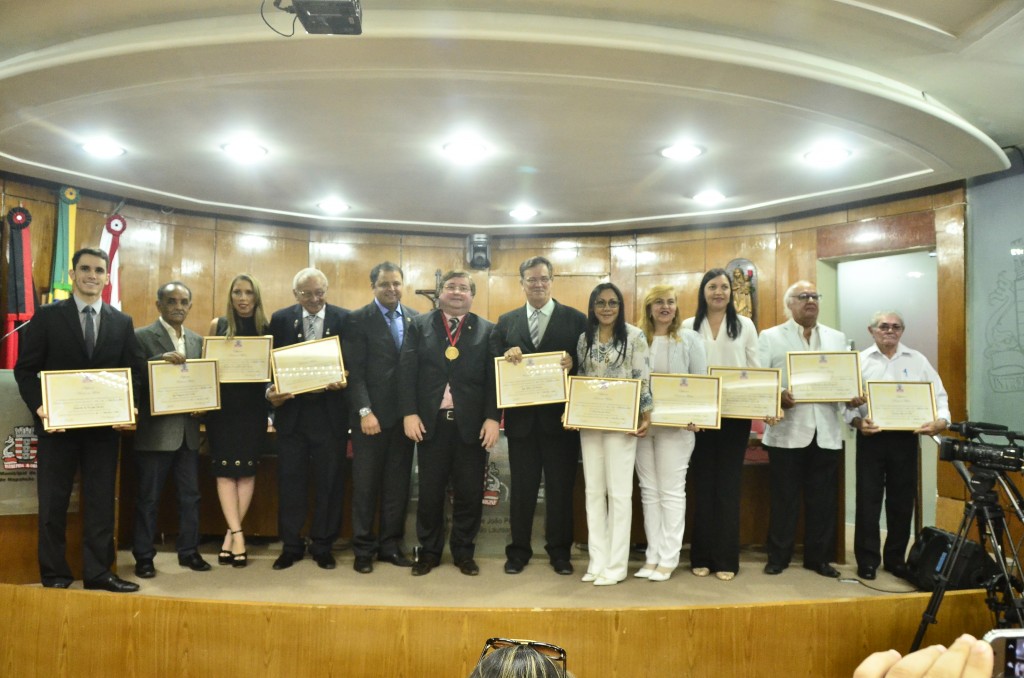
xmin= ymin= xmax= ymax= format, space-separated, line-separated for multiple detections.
xmin=134 ymin=320 xmax=203 ymax=452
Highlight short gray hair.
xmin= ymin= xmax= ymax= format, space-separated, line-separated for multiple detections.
xmin=869 ymin=310 xmax=905 ymax=328
xmin=293 ymin=267 xmax=328 ymax=290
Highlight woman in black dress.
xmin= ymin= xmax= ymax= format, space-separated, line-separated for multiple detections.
xmin=206 ymin=273 xmax=270 ymax=567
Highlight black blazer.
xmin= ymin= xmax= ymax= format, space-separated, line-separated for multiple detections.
xmin=398 ymin=309 xmax=499 ymax=445
xmin=269 ymin=303 xmax=350 ymax=438
xmin=343 ymin=301 xmax=418 ymax=428
xmin=489 ymin=300 xmax=587 ymax=438
xmin=14 ymin=298 xmax=142 ymax=434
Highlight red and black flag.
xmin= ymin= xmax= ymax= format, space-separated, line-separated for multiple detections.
xmin=3 ymin=206 xmax=36 ymax=369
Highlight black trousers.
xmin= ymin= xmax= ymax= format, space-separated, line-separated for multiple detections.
xmin=350 ymin=422 xmax=415 ymax=559
xmin=36 ymin=427 xmax=120 ymax=585
xmin=132 ymin=445 xmax=201 ymax=561
xmin=276 ymin=397 xmax=347 ymax=557
xmin=765 ymin=438 xmax=841 ymax=568
xmin=416 ymin=411 xmax=487 ymax=563
xmin=688 ymin=418 xmax=751 ymax=573
xmin=854 ymin=430 xmax=918 ymax=570
xmin=504 ymin=427 xmax=579 ymax=564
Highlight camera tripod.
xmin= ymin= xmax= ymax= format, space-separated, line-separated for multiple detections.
xmin=911 ymin=460 xmax=1024 ymax=651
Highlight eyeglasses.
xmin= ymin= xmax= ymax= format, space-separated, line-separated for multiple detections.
xmin=296 ymin=289 xmax=326 ymax=300
xmin=442 ymin=284 xmax=472 ymax=294
xmin=793 ymin=293 xmax=822 ymax=302
xmin=523 ymin=276 xmax=552 ymax=285
xmin=478 ymin=638 xmax=567 ymax=678
xmin=875 ymin=323 xmax=904 ymax=332
xmin=594 ymin=299 xmax=620 ymax=309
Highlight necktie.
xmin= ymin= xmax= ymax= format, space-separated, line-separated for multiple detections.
xmin=449 ymin=316 xmax=459 ymax=337
xmin=306 ymin=315 xmax=318 ymax=340
xmin=83 ymin=306 xmax=96 ymax=357
xmin=387 ymin=309 xmax=402 ymax=349
xmin=529 ymin=308 xmax=541 ymax=347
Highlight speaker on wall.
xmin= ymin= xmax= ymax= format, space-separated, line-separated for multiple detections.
xmin=466 ymin=234 xmax=490 ymax=270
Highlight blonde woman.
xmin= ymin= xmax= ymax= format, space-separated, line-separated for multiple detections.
xmin=633 ymin=285 xmax=707 ymax=582
xmin=205 ymin=273 xmax=270 ymax=567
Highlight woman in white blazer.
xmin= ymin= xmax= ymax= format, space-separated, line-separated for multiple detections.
xmin=682 ymin=268 xmax=761 ymax=580
xmin=634 ymin=285 xmax=707 ymax=582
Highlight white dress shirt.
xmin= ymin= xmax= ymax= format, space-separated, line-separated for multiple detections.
xmin=845 ymin=342 xmax=950 ymax=426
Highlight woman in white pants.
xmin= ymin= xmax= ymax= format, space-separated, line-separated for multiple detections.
xmin=574 ymin=283 xmax=652 ymax=586
xmin=634 ymin=285 xmax=707 ymax=582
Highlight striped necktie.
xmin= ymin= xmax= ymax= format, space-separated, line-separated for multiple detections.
xmin=529 ymin=308 xmax=541 ymax=347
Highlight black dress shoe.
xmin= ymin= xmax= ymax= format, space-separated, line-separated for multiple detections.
xmin=456 ymin=558 xmax=480 ymax=576
xmin=85 ymin=574 xmax=140 ymax=593
xmin=273 ymin=552 xmax=304 ymax=570
xmin=378 ymin=552 xmax=414 ymax=567
xmin=44 ymin=580 xmax=72 ymax=589
xmin=411 ymin=556 xmax=439 ymax=576
xmin=134 ymin=559 xmax=156 ymax=579
xmin=857 ymin=565 xmax=877 ymax=580
xmin=552 ymin=560 xmax=574 ymax=575
xmin=804 ymin=563 xmax=840 ymax=578
xmin=763 ymin=563 xmax=785 ymax=575
xmin=885 ymin=564 xmax=911 ymax=580
xmin=504 ymin=559 xmax=525 ymax=574
xmin=313 ymin=552 xmax=337 ymax=570
xmin=178 ymin=553 xmax=212 ymax=572
xmin=354 ymin=556 xmax=374 ymax=573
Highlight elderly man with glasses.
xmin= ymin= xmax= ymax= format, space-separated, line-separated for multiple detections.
xmin=845 ymin=311 xmax=949 ymax=581
xmin=758 ymin=280 xmax=852 ymax=578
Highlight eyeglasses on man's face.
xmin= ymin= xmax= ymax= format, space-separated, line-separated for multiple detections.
xmin=875 ymin=323 xmax=904 ymax=332
xmin=594 ymin=299 xmax=620 ymax=309
xmin=478 ymin=638 xmax=566 ymax=678
xmin=442 ymin=284 xmax=472 ymax=294
xmin=523 ymin=276 xmax=552 ymax=286
xmin=296 ymin=289 xmax=326 ymax=300
xmin=793 ymin=292 xmax=822 ymax=302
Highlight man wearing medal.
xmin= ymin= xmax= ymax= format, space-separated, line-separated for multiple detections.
xmin=400 ymin=270 xmax=500 ymax=576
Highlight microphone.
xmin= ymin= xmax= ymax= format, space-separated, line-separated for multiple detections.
xmin=1 ymin=318 xmax=31 ymax=343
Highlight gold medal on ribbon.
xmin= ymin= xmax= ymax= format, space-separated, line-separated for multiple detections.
xmin=445 ymin=346 xmax=460 ymax=361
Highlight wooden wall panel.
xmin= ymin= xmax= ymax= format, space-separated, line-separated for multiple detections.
xmin=635 ymin=239 xmax=705 ymax=275
xmin=770 ymin=229 xmax=818 ymax=327
xmin=705 ymin=232 xmax=778 ymax=330
xmin=0 ymin=584 xmax=991 ymax=678
xmin=610 ymin=243 xmax=636 ymax=323
xmin=212 ymin=229 xmax=310 ymax=319
xmin=816 ymin=212 xmax=936 ymax=260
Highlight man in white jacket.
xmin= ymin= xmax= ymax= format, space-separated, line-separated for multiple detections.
xmin=758 ymin=280 xmax=850 ymax=578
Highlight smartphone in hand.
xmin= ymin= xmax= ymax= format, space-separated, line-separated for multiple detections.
xmin=984 ymin=629 xmax=1024 ymax=677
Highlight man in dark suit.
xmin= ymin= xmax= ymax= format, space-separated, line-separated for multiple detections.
xmin=344 ymin=262 xmax=419 ymax=573
xmin=267 ymin=267 xmax=349 ymax=570
xmin=400 ymin=270 xmax=500 ymax=576
xmin=14 ymin=247 xmax=142 ymax=592
xmin=131 ymin=281 xmax=211 ymax=578
xmin=490 ymin=256 xmax=587 ymax=576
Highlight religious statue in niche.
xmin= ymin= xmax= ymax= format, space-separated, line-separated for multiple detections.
xmin=726 ymin=258 xmax=758 ymax=325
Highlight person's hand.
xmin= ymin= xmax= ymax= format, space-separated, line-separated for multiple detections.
xmin=266 ymin=384 xmax=294 ymax=408
xmin=780 ymin=389 xmax=796 ymax=410
xmin=855 ymin=417 xmax=881 ymax=436
xmin=161 ymin=351 xmax=186 ymax=365
xmin=113 ymin=408 xmax=139 ymax=431
xmin=847 ymin=395 xmax=868 ymax=409
xmin=404 ymin=414 xmax=425 ymax=442
xmin=685 ymin=423 xmax=701 ymax=433
xmin=630 ymin=413 xmax=651 ymax=438
xmin=764 ymin=415 xmax=783 ymax=426
xmin=361 ymin=412 xmax=382 ymax=435
xmin=852 ymin=634 xmax=993 ymax=678
xmin=559 ymin=351 xmax=573 ymax=371
xmin=480 ymin=418 xmax=500 ymax=448
xmin=503 ymin=347 xmax=524 ymax=365
xmin=38 ymin=405 xmax=66 ymax=433
xmin=915 ymin=418 xmax=949 ymax=436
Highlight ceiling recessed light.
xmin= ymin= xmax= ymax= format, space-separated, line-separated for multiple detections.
xmin=660 ymin=143 xmax=703 ymax=161
xmin=803 ymin=143 xmax=852 ymax=167
xmin=442 ymin=137 xmax=491 ymax=164
xmin=509 ymin=205 xmax=538 ymax=220
xmin=693 ymin=190 xmax=725 ymax=205
xmin=81 ymin=138 xmax=126 ymax=158
xmin=318 ymin=198 xmax=350 ymax=214
xmin=221 ymin=140 xmax=268 ymax=163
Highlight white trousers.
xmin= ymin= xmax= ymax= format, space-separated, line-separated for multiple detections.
xmin=580 ymin=430 xmax=638 ymax=582
xmin=635 ymin=427 xmax=695 ymax=569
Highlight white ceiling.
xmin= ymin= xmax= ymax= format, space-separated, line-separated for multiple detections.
xmin=1 ymin=0 xmax=1021 ymax=234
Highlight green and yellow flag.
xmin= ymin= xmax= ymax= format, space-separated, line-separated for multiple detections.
xmin=48 ymin=186 xmax=79 ymax=302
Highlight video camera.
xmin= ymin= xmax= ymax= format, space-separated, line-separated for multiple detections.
xmin=938 ymin=421 xmax=1024 ymax=473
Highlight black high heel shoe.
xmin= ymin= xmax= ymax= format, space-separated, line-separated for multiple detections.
xmin=230 ymin=529 xmax=248 ymax=568
xmin=218 ymin=549 xmax=233 ymax=565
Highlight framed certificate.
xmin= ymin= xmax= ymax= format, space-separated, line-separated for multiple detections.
xmin=564 ymin=376 xmax=641 ymax=432
xmin=787 ymin=351 xmax=862 ymax=402
xmin=866 ymin=381 xmax=937 ymax=431
xmin=494 ymin=351 xmax=568 ymax=408
xmin=148 ymin=359 xmax=221 ymax=416
xmin=709 ymin=366 xmax=782 ymax=419
xmin=40 ymin=368 xmax=135 ymax=430
xmin=650 ymin=373 xmax=721 ymax=429
xmin=272 ymin=335 xmax=346 ymax=395
xmin=202 ymin=336 xmax=273 ymax=383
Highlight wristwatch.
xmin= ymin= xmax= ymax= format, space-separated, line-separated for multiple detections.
xmin=359 ymin=407 xmax=372 ymax=418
